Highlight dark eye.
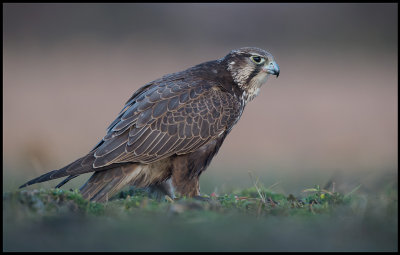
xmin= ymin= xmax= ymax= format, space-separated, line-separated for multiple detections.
xmin=250 ymin=56 xmax=265 ymax=64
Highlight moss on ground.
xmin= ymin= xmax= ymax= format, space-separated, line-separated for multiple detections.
xmin=3 ymin=183 xmax=366 ymax=218
xmin=3 ymin=180 xmax=397 ymax=252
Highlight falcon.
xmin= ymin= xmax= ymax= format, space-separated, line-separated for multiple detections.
xmin=20 ymin=47 xmax=280 ymax=202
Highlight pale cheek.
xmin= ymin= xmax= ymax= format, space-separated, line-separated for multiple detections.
xmin=251 ymin=72 xmax=269 ymax=86
xmin=258 ymin=73 xmax=270 ymax=84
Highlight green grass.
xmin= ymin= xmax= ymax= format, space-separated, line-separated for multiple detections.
xmin=3 ymin=183 xmax=358 ymax=218
xmin=3 ymin=178 xmax=398 ymax=252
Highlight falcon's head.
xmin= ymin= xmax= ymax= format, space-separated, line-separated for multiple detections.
xmin=223 ymin=47 xmax=280 ymax=102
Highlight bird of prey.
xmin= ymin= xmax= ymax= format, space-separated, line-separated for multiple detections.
xmin=20 ymin=47 xmax=280 ymax=202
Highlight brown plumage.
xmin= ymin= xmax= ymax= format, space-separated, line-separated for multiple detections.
xmin=20 ymin=47 xmax=280 ymax=202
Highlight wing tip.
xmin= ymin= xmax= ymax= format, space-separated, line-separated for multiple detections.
xmin=18 ymin=183 xmax=28 ymax=189
xmin=18 ymin=170 xmax=58 ymax=189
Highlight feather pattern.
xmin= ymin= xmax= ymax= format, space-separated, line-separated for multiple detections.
xmin=90 ymin=76 xmax=243 ymax=167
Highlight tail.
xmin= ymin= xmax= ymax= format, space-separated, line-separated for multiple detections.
xmin=80 ymin=163 xmax=144 ymax=202
xmin=19 ymin=153 xmax=118 ymax=189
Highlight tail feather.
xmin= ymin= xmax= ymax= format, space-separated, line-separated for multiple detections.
xmin=19 ymin=155 xmax=90 ymax=188
xmin=19 ymin=169 xmax=60 ymax=188
xmin=19 ymin=153 xmax=124 ymax=189
xmin=80 ymin=163 xmax=142 ymax=202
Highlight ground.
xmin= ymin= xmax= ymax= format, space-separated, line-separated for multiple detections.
xmin=3 ymin=177 xmax=397 ymax=252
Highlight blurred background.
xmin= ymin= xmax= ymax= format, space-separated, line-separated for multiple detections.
xmin=3 ymin=3 xmax=397 ymax=194
xmin=3 ymin=3 xmax=398 ymax=252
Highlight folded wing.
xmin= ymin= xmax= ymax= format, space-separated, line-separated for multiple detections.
xmin=93 ymin=76 xmax=242 ymax=167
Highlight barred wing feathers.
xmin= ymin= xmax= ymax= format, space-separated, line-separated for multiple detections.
xmin=93 ymin=77 xmax=242 ymax=168
xmin=19 ymin=74 xmax=242 ymax=189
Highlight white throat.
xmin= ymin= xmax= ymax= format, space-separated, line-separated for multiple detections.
xmin=243 ymin=72 xmax=270 ymax=104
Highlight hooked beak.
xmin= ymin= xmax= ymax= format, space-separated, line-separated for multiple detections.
xmin=263 ymin=60 xmax=280 ymax=78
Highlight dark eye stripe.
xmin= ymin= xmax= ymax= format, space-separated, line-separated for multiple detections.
xmin=246 ymin=65 xmax=261 ymax=85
